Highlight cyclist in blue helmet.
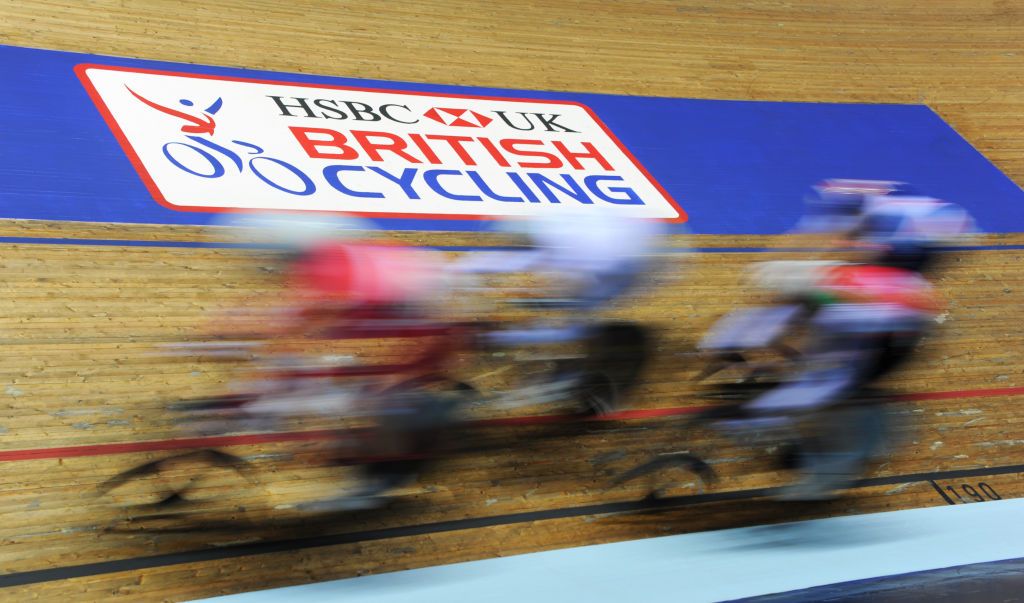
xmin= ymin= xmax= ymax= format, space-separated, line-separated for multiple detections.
xmin=796 ymin=179 xmax=976 ymax=275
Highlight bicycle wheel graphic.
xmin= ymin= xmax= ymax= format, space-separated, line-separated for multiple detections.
xmin=249 ymin=156 xmax=316 ymax=196
xmin=162 ymin=142 xmax=226 ymax=178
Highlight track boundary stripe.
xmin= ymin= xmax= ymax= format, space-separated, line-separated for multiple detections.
xmin=3 ymin=462 xmax=1023 ymax=588
xmin=0 ymin=234 xmax=1023 ymax=253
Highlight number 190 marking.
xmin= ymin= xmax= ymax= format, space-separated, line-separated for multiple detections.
xmin=933 ymin=481 xmax=1002 ymax=504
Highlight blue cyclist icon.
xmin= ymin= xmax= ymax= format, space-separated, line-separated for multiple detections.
xmin=127 ymin=86 xmax=316 ymax=196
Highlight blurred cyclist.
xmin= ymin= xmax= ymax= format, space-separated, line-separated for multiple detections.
xmin=212 ymin=212 xmax=446 ymax=334
xmin=722 ymin=257 xmax=942 ymax=500
xmin=199 ymin=212 xmax=463 ymax=510
xmin=455 ymin=210 xmax=665 ymax=345
xmin=453 ymin=210 xmax=665 ymax=413
xmin=795 ymin=178 xmax=976 ymax=274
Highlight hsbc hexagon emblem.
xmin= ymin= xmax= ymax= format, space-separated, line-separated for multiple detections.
xmin=423 ymin=107 xmax=493 ymax=128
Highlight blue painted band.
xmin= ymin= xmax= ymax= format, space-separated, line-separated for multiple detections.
xmin=2 ymin=44 xmax=1022 ymax=234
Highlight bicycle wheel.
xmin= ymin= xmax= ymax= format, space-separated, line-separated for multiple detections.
xmin=97 ymin=449 xmax=257 ymax=511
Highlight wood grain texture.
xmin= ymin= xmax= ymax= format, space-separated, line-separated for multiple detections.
xmin=1 ymin=1 xmax=1023 ymax=601
xmin=3 ymin=0 xmax=1023 ymax=181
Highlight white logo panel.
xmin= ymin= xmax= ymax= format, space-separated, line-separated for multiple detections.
xmin=79 ymin=65 xmax=684 ymax=221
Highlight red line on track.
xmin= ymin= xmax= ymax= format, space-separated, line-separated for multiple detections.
xmin=2 ymin=384 xmax=1022 ymax=463
xmin=0 ymin=405 xmax=706 ymax=462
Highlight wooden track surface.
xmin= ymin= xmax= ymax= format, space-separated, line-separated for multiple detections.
xmin=2 ymin=2 xmax=1024 ymax=601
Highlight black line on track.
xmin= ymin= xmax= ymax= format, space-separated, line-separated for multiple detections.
xmin=1 ymin=235 xmax=1023 ymax=254
xmin=4 ymin=462 xmax=1024 ymax=588
xmin=929 ymin=480 xmax=956 ymax=505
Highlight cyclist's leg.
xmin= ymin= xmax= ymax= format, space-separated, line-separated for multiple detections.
xmin=777 ymin=330 xmax=916 ymax=500
xmin=319 ymin=390 xmax=458 ymax=510
xmin=780 ymin=402 xmax=891 ymax=501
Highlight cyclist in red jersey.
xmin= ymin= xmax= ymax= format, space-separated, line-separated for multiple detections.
xmin=284 ymin=236 xmax=447 ymax=330
xmin=199 ymin=213 xmax=463 ymax=510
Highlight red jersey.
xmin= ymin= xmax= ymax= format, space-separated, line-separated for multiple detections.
xmin=819 ymin=265 xmax=941 ymax=314
xmin=290 ymin=241 xmax=442 ymax=307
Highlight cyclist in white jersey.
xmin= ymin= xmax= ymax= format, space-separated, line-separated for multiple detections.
xmin=456 ymin=210 xmax=665 ymax=346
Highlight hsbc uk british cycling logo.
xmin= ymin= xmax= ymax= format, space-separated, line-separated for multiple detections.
xmin=76 ymin=64 xmax=684 ymax=221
